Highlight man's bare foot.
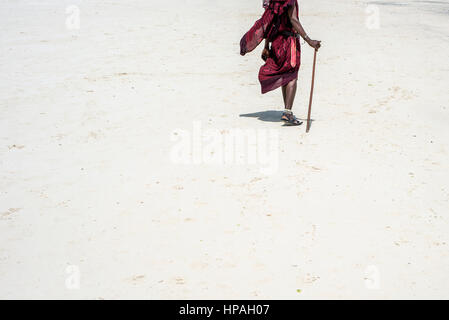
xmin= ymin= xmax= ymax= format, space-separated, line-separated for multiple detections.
xmin=281 ymin=112 xmax=303 ymax=126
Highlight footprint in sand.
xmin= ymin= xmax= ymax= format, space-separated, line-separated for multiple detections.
xmin=128 ymin=275 xmax=146 ymax=285
xmin=0 ymin=208 xmax=21 ymax=219
xmin=375 ymin=86 xmax=416 ymax=110
xmin=8 ymin=145 xmax=25 ymax=150
xmin=304 ymin=273 xmax=321 ymax=284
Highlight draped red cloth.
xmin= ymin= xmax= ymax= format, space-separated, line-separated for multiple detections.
xmin=240 ymin=0 xmax=301 ymax=94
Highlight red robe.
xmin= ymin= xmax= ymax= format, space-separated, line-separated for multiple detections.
xmin=240 ymin=0 xmax=300 ymax=94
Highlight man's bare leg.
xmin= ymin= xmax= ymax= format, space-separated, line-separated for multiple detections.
xmin=285 ymin=79 xmax=297 ymax=110
xmin=281 ymin=79 xmax=302 ymax=125
xmin=282 ymin=85 xmax=287 ymax=107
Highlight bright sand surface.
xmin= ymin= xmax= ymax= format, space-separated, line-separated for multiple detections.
xmin=1 ymin=0 xmax=448 ymax=299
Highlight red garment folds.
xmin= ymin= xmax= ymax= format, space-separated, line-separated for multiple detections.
xmin=240 ymin=0 xmax=301 ymax=94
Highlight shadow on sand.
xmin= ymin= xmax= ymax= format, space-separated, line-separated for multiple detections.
xmin=239 ymin=110 xmax=283 ymax=123
xmin=240 ymin=110 xmax=314 ymax=127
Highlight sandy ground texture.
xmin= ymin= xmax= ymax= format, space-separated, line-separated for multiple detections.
xmin=1 ymin=0 xmax=449 ymax=299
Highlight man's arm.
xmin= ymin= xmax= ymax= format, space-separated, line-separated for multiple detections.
xmin=288 ymin=5 xmax=321 ymax=50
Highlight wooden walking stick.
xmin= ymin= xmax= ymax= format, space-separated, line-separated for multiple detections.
xmin=306 ymin=48 xmax=318 ymax=133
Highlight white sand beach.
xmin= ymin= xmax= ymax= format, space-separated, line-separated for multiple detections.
xmin=0 ymin=0 xmax=448 ymax=299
